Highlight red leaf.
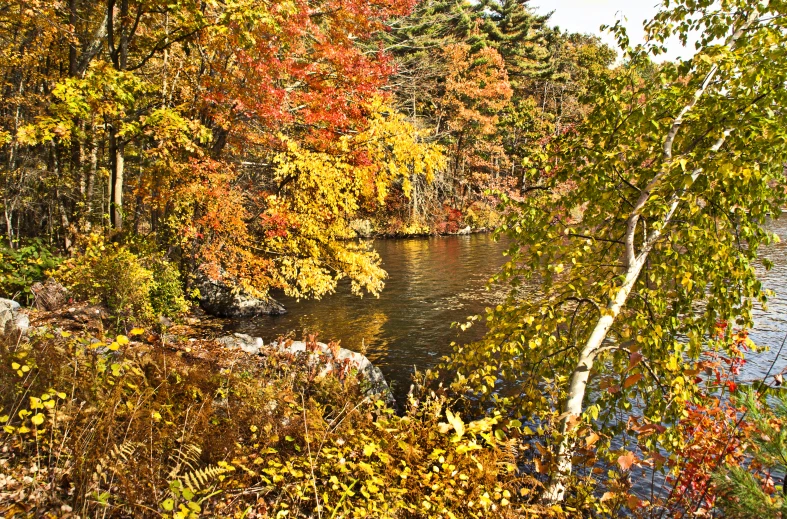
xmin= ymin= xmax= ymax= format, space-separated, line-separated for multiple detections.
xmin=628 ymin=352 xmax=643 ymax=371
xmin=623 ymin=373 xmax=643 ymax=389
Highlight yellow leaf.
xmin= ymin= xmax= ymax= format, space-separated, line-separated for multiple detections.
xmin=30 ymin=413 xmax=45 ymax=426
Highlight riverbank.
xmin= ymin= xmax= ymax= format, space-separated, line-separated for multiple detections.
xmin=0 ymin=311 xmax=546 ymax=518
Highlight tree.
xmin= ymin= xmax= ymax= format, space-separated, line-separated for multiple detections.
xmin=712 ymin=389 xmax=787 ymax=518
xmin=4 ymin=0 xmax=443 ymax=301
xmin=474 ymin=0 xmax=552 ymax=89
xmin=446 ymin=0 xmax=787 ymax=503
xmin=439 ymin=43 xmax=512 ymax=197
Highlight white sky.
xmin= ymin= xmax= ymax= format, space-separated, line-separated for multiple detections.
xmin=531 ymin=0 xmax=697 ymax=62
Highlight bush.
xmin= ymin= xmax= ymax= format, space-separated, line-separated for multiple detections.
xmin=0 ymin=330 xmax=553 ymax=518
xmin=0 ymin=239 xmax=61 ymax=305
xmin=56 ymin=234 xmax=189 ymax=322
xmin=148 ymin=258 xmax=190 ymax=318
xmin=464 ymin=202 xmax=502 ymax=230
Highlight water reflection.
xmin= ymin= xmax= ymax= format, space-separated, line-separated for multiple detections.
xmin=225 ymin=234 xmax=511 ymax=397
xmin=224 ymin=217 xmax=787 ymax=404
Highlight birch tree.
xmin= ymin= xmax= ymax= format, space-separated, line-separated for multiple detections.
xmin=446 ymin=0 xmax=787 ymax=503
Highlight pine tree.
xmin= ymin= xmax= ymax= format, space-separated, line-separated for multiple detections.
xmin=474 ymin=0 xmax=553 ymax=88
xmin=713 ymin=390 xmax=787 ymax=518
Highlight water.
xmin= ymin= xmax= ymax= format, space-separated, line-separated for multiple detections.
xmin=225 ymin=217 xmax=787 ymax=398
xmin=225 ymin=233 xmax=512 ymax=396
xmin=745 ymin=216 xmax=787 ymax=379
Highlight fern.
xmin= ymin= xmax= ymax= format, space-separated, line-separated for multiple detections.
xmin=92 ymin=440 xmax=140 ymax=485
xmin=167 ymin=442 xmax=203 ymax=479
xmin=181 ymin=464 xmax=229 ymax=492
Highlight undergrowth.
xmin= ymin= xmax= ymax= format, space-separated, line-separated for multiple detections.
xmin=0 ymin=328 xmax=558 ymax=518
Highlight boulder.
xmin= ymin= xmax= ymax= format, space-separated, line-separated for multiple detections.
xmin=349 ymin=219 xmax=375 ymax=238
xmin=217 ymin=333 xmax=393 ymax=404
xmin=196 ymin=273 xmax=286 ymax=318
xmin=0 ymin=298 xmax=29 ymax=338
xmin=216 ymin=333 xmax=264 ymax=355
xmin=455 ymin=225 xmax=472 ymax=235
xmin=66 ymin=305 xmax=110 ymax=324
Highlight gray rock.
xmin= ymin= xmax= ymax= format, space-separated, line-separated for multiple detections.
xmin=456 ymin=225 xmax=472 ymax=235
xmin=196 ymin=272 xmax=286 ymax=318
xmin=216 ymin=334 xmax=393 ymax=405
xmin=216 ymin=333 xmax=264 ymax=355
xmin=350 ymin=219 xmax=375 ymax=238
xmin=273 ymin=340 xmax=393 ymax=405
xmin=0 ymin=298 xmax=29 ymax=338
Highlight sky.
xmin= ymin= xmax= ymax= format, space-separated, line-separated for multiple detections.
xmin=531 ymin=0 xmax=696 ymax=62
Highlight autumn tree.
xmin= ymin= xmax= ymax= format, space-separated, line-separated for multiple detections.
xmin=446 ymin=0 xmax=787 ymax=503
xmin=439 ymin=43 xmax=512 ymax=196
xmin=2 ymin=0 xmax=452 ymax=302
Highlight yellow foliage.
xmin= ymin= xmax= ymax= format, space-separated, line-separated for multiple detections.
xmin=267 ymin=99 xmax=445 ymax=299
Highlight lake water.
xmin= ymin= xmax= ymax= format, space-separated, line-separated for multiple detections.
xmin=225 ymin=218 xmax=787 ymax=397
xmin=225 ymin=233 xmax=512 ymax=396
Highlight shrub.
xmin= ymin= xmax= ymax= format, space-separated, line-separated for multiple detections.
xmin=56 ymin=234 xmax=189 ymax=322
xmin=0 ymin=239 xmax=61 ymax=304
xmin=147 ymin=257 xmax=190 ymax=318
xmin=464 ymin=201 xmax=502 ymax=230
xmin=0 ymin=329 xmax=555 ymax=518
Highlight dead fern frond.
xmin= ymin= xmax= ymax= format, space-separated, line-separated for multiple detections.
xmin=92 ymin=440 xmax=141 ymax=485
xmin=181 ymin=464 xmax=229 ymax=493
xmin=167 ymin=442 xmax=203 ymax=479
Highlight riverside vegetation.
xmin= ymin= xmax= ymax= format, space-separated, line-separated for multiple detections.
xmin=3 ymin=0 xmax=787 ymax=517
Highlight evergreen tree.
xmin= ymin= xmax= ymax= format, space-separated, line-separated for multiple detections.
xmin=474 ymin=0 xmax=553 ymax=88
xmin=713 ymin=390 xmax=787 ymax=518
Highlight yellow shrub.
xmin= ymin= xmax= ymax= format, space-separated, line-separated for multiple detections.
xmin=56 ymin=234 xmax=189 ymax=322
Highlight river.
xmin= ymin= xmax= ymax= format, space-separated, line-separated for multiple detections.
xmin=226 ymin=218 xmax=787 ymax=398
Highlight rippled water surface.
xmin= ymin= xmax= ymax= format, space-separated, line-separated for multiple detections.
xmin=747 ymin=216 xmax=787 ymax=377
xmin=226 ymin=217 xmax=787 ymax=398
xmin=225 ymin=234 xmax=512 ymax=395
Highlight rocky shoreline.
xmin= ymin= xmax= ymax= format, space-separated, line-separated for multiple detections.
xmin=1 ymin=297 xmax=393 ymax=406
xmin=217 ymin=333 xmax=393 ymax=405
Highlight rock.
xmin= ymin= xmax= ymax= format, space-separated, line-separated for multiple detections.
xmin=66 ymin=306 xmax=109 ymax=324
xmin=196 ymin=272 xmax=286 ymax=318
xmin=0 ymin=298 xmax=29 ymax=338
xmin=274 ymin=340 xmax=394 ymax=405
xmin=216 ymin=333 xmax=264 ymax=355
xmin=30 ymin=278 xmax=68 ymax=311
xmin=216 ymin=334 xmax=393 ymax=404
xmin=456 ymin=225 xmax=472 ymax=235
xmin=350 ymin=219 xmax=375 ymax=238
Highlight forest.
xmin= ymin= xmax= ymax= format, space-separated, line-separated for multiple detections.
xmin=1 ymin=0 xmax=787 ymax=517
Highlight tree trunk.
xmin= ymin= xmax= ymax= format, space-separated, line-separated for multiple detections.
xmin=109 ymin=127 xmax=124 ymax=230
xmin=4 ymin=200 xmax=14 ymax=248
xmin=542 ymin=254 xmax=647 ymax=502
xmin=107 ymin=0 xmax=129 ymax=231
xmin=85 ymin=136 xmax=97 ymax=218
